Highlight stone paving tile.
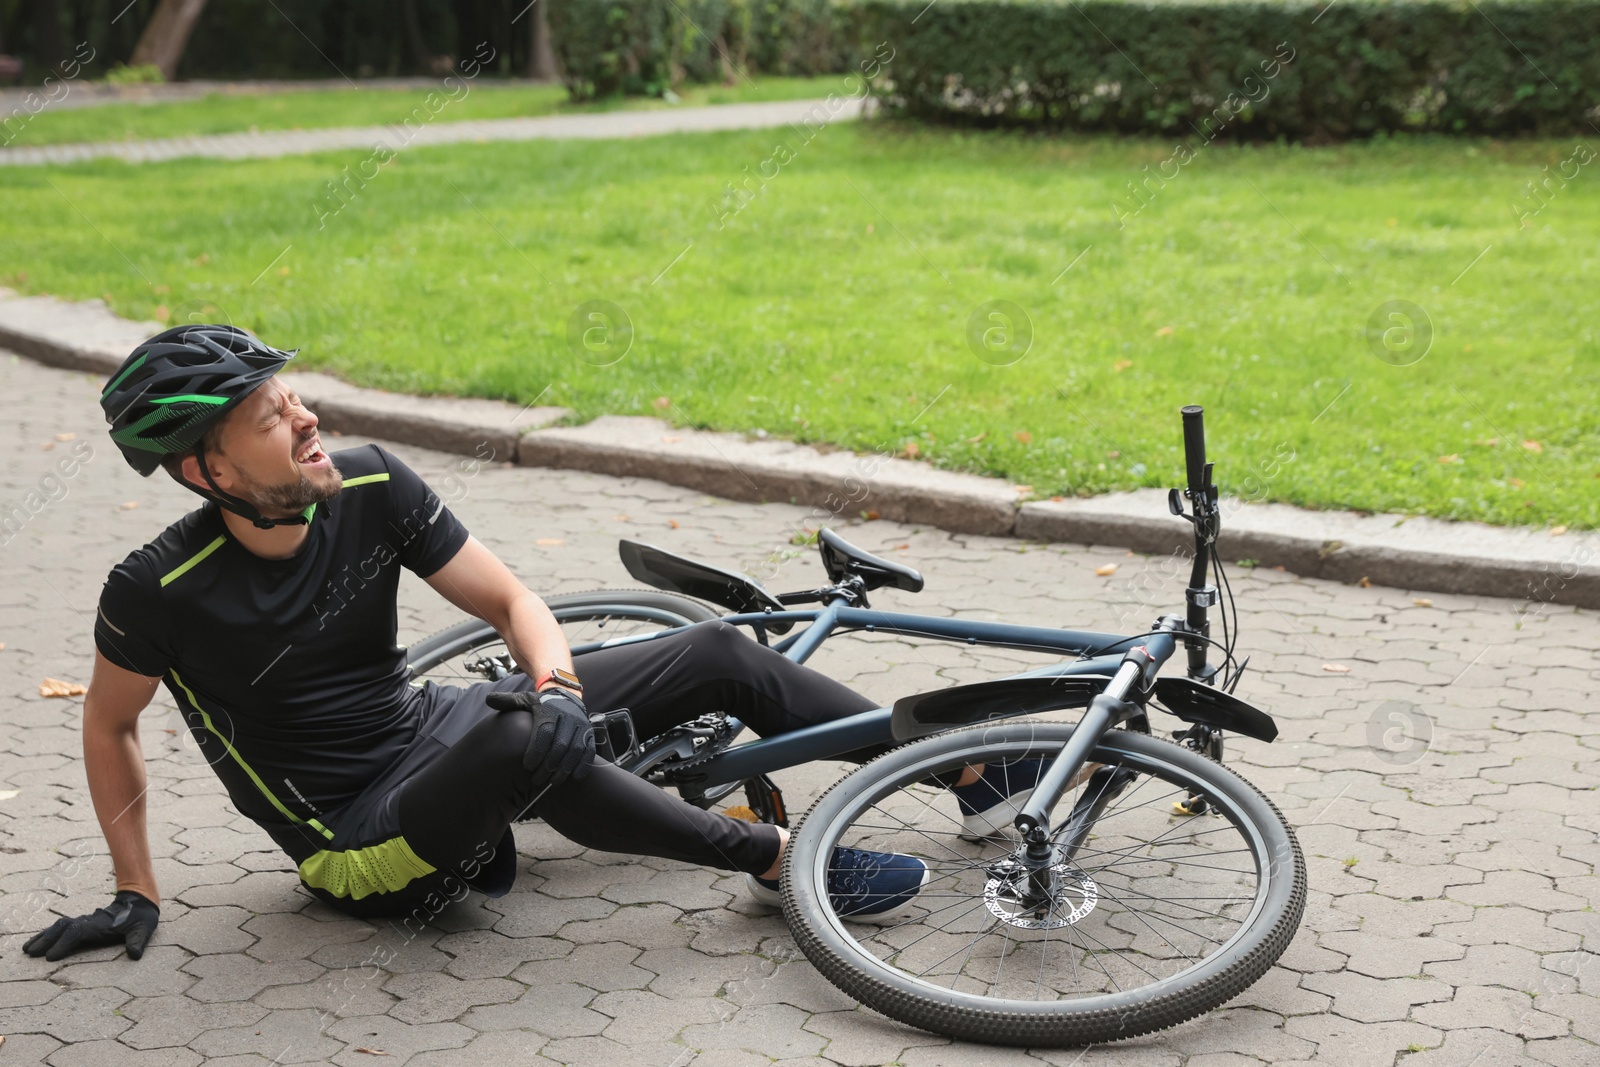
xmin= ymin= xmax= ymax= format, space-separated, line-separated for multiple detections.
xmin=4 ymin=354 xmax=1599 ymax=1065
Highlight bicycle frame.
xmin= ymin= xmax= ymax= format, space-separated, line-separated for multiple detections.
xmin=568 ymin=603 xmax=1144 ymax=791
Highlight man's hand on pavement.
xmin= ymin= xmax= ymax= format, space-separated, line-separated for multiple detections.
xmin=24 ymin=890 xmax=159 ymax=962
xmin=486 ymin=688 xmax=595 ymax=788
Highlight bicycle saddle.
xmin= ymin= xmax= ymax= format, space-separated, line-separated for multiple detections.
xmin=818 ymin=528 xmax=925 ymax=593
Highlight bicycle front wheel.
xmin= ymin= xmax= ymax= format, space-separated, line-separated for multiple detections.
xmin=781 ymin=720 xmax=1304 ymax=1046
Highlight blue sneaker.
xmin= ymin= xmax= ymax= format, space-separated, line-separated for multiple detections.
xmin=950 ymin=759 xmax=1046 ymax=840
xmin=745 ymin=846 xmax=929 ymax=923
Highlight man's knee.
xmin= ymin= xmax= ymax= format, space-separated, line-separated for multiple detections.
xmin=475 ymin=704 xmax=533 ymax=772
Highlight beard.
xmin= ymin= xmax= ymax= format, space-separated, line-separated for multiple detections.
xmin=236 ymin=463 xmax=344 ymax=515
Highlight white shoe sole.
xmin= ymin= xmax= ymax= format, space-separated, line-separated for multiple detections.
xmin=957 ymin=763 xmax=1104 ymax=841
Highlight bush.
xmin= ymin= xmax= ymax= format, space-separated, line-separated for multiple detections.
xmin=103 ymin=64 xmax=165 ymax=86
xmin=548 ymin=0 xmax=737 ymax=99
xmin=853 ymin=0 xmax=1600 ymax=138
xmin=550 ymin=0 xmax=847 ymax=98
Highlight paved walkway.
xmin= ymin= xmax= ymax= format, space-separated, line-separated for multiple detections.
xmin=0 ymin=78 xmax=511 ymax=114
xmin=1 ymin=352 xmax=1596 ymax=1066
xmin=0 ymin=97 xmax=864 ymax=166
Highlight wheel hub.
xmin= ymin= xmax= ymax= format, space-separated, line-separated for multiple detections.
xmin=983 ymin=858 xmax=1098 ymax=930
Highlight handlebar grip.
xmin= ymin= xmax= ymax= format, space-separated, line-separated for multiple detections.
xmin=1181 ymin=405 xmax=1207 ymax=493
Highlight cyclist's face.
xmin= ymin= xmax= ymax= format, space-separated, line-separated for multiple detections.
xmin=211 ymin=379 xmax=343 ymax=514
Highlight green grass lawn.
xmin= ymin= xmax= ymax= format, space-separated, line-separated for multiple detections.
xmin=2 ymin=123 xmax=1596 ymax=528
xmin=1 ymin=76 xmax=837 ymax=147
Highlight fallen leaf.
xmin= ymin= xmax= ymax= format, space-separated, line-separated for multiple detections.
xmin=1509 ymin=477 xmax=1526 ymax=489
xmin=903 ymin=441 xmax=920 ymax=459
xmin=1155 ymin=326 xmax=1174 ymax=337
xmin=1475 ymin=437 xmax=1500 ymax=447
xmin=661 ymin=435 xmax=680 ymax=444
xmin=722 ymin=805 xmax=759 ymax=823
xmin=1013 ymin=430 xmax=1033 ymax=445
xmin=965 ymin=432 xmax=987 ymax=444
xmin=1321 ymin=663 xmax=1350 ymax=673
xmin=118 ymin=501 xmax=139 ymax=510
xmin=1413 ymin=598 xmax=1433 ymax=608
xmin=1094 ymin=563 xmax=1119 ymax=577
xmin=1107 ymin=450 xmax=1120 ymax=459
xmin=40 ymin=442 xmax=54 ymax=451
xmin=1113 ymin=359 xmax=1134 ymax=372
xmin=0 ymin=790 xmax=18 ymax=801
xmin=153 ymin=305 xmax=169 ymax=320
xmin=194 ymin=253 xmax=210 ymax=265
xmin=39 ymin=678 xmax=87 ymax=698
xmin=354 ymin=1049 xmax=391 ymax=1057
xmin=1522 ymin=439 xmax=1544 ymax=453
xmin=652 ymin=396 xmax=671 ymax=409
xmin=1437 ymin=454 xmax=1460 ymax=465
xmin=1272 ymin=565 xmax=1287 ymax=571
xmin=276 ymin=266 xmax=290 ymax=277
xmin=892 ymin=543 xmax=909 ymax=551
xmin=862 ymin=510 xmax=880 ymax=521
xmin=54 ymin=432 xmax=76 ymax=442
xmin=1358 ymin=577 xmax=1372 ymax=588
xmin=0 ymin=642 xmax=6 ymax=650
xmin=330 ymin=430 xmax=344 ymax=437
xmin=1550 ymin=525 xmax=1568 ymax=536
xmin=534 ymin=538 xmax=565 ymax=546
xmin=1014 ymin=485 xmax=1033 ymax=494
xmin=668 ymin=519 xmax=680 ymax=529
xmin=613 ymin=514 xmax=631 ymax=521
xmin=1049 ymin=495 xmax=1065 ymax=502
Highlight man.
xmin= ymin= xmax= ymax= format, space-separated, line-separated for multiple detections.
xmin=26 ymin=325 xmax=1053 ymax=962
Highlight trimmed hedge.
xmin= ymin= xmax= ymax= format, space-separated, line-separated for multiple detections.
xmin=853 ymin=0 xmax=1600 ymax=137
xmin=549 ymin=0 xmax=846 ymax=98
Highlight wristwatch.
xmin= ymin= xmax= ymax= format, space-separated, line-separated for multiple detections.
xmin=535 ymin=667 xmax=583 ymax=695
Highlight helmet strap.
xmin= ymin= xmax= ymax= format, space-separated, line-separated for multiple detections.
xmin=191 ymin=444 xmax=310 ymax=530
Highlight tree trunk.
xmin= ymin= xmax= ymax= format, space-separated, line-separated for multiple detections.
xmin=129 ymin=0 xmax=209 ymax=81
xmin=528 ymin=0 xmax=556 ymax=80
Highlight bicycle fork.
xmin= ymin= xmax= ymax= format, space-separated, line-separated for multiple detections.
xmin=1011 ymin=626 xmax=1180 ymax=909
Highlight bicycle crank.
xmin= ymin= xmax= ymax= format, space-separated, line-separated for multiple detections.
xmin=982 ymin=858 xmax=1098 ymax=930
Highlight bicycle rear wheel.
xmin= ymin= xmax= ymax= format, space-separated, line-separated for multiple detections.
xmin=781 ymin=720 xmax=1304 ymax=1046
xmin=406 ymin=589 xmax=720 ymax=684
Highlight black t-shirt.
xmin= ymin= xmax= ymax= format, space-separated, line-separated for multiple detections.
xmin=94 ymin=445 xmax=470 ymax=858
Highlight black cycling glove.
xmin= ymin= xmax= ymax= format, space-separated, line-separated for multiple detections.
xmin=486 ymin=688 xmax=595 ymax=788
xmin=24 ymin=890 xmax=160 ymax=962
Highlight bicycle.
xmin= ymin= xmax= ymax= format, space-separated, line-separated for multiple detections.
xmin=406 ymin=405 xmax=1305 ymax=1046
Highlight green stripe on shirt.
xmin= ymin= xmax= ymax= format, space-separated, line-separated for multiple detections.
xmin=159 ymin=535 xmax=226 ymax=587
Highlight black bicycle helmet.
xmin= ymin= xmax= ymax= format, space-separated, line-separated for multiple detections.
xmin=101 ymin=324 xmax=305 ymax=528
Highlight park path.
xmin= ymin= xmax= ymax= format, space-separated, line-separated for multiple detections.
xmin=1 ymin=351 xmax=1597 ymax=1066
xmin=0 ymin=96 xmax=864 ymax=167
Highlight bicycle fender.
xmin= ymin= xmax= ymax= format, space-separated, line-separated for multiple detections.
xmin=1153 ymin=677 xmax=1279 ymax=742
xmin=890 ymin=674 xmax=1115 ymax=741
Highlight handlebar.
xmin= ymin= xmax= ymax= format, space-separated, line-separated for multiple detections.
xmin=1181 ymin=404 xmax=1208 ymax=496
xmin=1178 ymin=405 xmax=1220 ymax=683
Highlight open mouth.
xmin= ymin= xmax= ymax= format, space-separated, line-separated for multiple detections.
xmin=295 ymin=436 xmax=331 ymax=469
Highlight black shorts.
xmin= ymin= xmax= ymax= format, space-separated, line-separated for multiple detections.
xmin=293 ymin=621 xmax=876 ymax=918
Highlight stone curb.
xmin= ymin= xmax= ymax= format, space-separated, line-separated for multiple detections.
xmin=2 ymin=290 xmax=1596 ymax=608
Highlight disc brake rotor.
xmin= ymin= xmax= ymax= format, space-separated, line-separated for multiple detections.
xmin=982 ymin=858 xmax=1099 ymax=930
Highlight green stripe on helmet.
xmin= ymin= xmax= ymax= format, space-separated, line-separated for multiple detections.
xmin=100 ymin=353 xmax=147 ymax=401
xmin=151 ymin=394 xmax=231 ymax=406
